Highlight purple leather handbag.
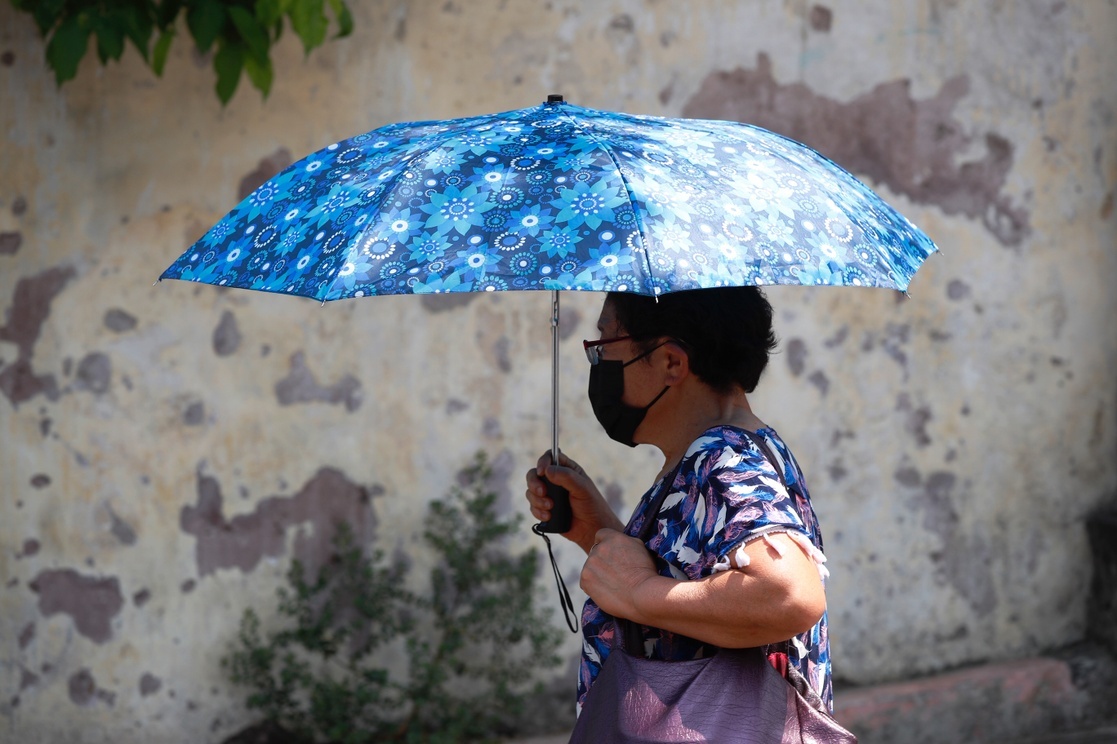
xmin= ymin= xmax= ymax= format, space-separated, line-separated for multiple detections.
xmin=569 ymin=432 xmax=857 ymax=743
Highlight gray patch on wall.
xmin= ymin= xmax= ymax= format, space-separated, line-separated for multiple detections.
xmin=68 ymin=669 xmax=115 ymax=707
xmin=808 ymin=370 xmax=830 ymax=396
xmin=0 ymin=266 xmax=76 ymax=406
xmin=910 ymin=471 xmax=997 ymax=617
xmin=683 ymin=55 xmax=1029 ymax=246
xmin=75 ymin=352 xmax=112 ymax=395
xmin=107 ymin=504 xmax=138 ymax=545
xmin=179 ymin=465 xmax=381 ymax=578
xmin=0 ymin=231 xmax=21 ymax=254
xmin=29 ymin=569 xmax=124 ymax=644
xmin=213 ymin=310 xmax=241 ymax=357
xmin=493 ymin=336 xmax=512 ymax=373
xmin=183 ymin=400 xmax=205 ymax=426
xmin=785 ymin=338 xmax=808 ymax=377
xmin=20 ymin=666 xmax=38 ymax=691
xmin=275 ymin=351 xmax=363 ymax=412
xmin=103 ymin=308 xmax=137 ymax=333
xmin=18 ymin=622 xmax=35 ymax=649
xmin=896 ymin=392 xmax=933 ymax=447
xmin=809 ymin=4 xmax=833 ymax=32
xmin=558 ymin=306 xmax=583 ymax=341
xmin=139 ymin=673 xmax=162 ymax=697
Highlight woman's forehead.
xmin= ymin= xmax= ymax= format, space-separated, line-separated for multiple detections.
xmin=596 ymin=298 xmax=619 ymax=331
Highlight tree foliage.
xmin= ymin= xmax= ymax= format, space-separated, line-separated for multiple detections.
xmin=9 ymin=0 xmax=354 ymax=104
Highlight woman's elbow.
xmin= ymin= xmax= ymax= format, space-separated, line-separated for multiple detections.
xmin=790 ymin=585 xmax=826 ymax=630
xmin=785 ymin=580 xmax=827 ymax=636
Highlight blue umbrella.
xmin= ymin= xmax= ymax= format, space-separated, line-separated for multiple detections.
xmin=161 ymin=95 xmax=937 ymax=537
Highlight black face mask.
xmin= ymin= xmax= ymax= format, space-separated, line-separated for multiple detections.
xmin=587 ymin=343 xmax=670 ymax=447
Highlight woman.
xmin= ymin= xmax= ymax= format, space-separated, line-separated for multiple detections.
xmin=524 ymin=286 xmax=833 ymax=718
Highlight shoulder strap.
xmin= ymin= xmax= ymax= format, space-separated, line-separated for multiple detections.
xmin=618 ymin=458 xmax=686 ymax=655
xmin=634 ymin=459 xmax=686 ymax=542
xmin=740 ymin=429 xmax=788 ymax=490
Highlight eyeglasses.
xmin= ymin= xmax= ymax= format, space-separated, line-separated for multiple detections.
xmin=582 ymin=335 xmax=631 ymax=365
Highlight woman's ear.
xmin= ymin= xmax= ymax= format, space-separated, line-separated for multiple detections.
xmin=662 ymin=341 xmax=691 ymax=385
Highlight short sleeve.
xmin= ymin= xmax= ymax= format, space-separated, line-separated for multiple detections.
xmin=655 ymin=433 xmax=810 ymax=581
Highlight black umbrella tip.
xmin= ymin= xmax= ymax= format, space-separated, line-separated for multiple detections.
xmin=546 ymin=94 xmax=565 ymax=104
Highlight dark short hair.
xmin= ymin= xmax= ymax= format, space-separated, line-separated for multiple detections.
xmin=606 ymin=286 xmax=777 ymax=394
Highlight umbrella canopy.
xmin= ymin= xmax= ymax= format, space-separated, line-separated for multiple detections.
xmin=161 ymin=97 xmax=936 ymax=299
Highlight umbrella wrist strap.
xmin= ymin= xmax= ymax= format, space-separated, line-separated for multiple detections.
xmin=533 ymin=524 xmax=579 ymax=633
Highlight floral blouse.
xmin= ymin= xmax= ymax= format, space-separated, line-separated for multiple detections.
xmin=577 ymin=425 xmax=833 ymax=712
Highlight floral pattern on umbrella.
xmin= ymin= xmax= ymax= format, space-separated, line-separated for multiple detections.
xmin=161 ymin=101 xmax=937 ymax=299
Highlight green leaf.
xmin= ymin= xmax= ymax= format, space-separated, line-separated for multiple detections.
xmin=93 ymin=16 xmax=125 ymax=64
xmin=152 ymin=27 xmax=175 ymax=77
xmin=227 ymin=5 xmax=269 ymax=62
xmin=213 ymin=39 xmax=244 ymax=105
xmin=255 ymin=0 xmax=284 ymax=29
xmin=289 ymin=0 xmax=328 ymax=53
xmin=45 ymin=13 xmax=91 ymax=85
xmin=187 ymin=0 xmax=226 ymax=55
xmin=155 ymin=0 xmax=185 ymax=29
xmin=118 ymin=3 xmax=155 ymax=62
xmin=326 ymin=0 xmax=353 ymax=38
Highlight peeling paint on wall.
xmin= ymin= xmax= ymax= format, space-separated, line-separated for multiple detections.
xmin=683 ymin=54 xmax=1030 ymax=246
xmin=67 ymin=669 xmax=114 ymax=707
xmin=0 ymin=231 xmax=21 ymax=254
xmin=274 ymin=351 xmax=362 ymax=412
xmin=28 ymin=570 xmax=124 ymax=644
xmin=179 ymin=465 xmax=381 ymax=577
xmin=911 ymin=470 xmax=998 ymax=617
xmin=0 ymin=266 xmax=76 ymax=406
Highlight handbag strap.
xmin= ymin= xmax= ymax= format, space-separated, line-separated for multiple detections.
xmin=617 ymin=457 xmax=686 ymax=655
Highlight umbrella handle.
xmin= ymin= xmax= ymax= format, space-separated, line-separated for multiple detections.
xmin=536 ymin=477 xmax=573 ymax=534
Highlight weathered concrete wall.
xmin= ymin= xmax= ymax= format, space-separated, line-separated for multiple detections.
xmin=1 ymin=1 xmax=1115 ymax=741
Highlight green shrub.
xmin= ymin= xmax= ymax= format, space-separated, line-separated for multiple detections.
xmin=222 ymin=452 xmax=564 ymax=744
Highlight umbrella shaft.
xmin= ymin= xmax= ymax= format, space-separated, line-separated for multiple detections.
xmin=551 ymin=290 xmax=560 ymax=462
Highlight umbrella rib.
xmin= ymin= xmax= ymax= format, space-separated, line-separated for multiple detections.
xmin=555 ymin=108 xmax=659 ymax=297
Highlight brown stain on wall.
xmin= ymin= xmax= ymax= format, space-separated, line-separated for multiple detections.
xmin=28 ymin=569 xmax=124 ymax=644
xmin=179 ymin=465 xmax=380 ymax=578
xmin=0 ymin=266 xmax=76 ymax=406
xmin=683 ymin=54 xmax=1030 ymax=246
xmin=275 ymin=351 xmax=363 ymax=412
